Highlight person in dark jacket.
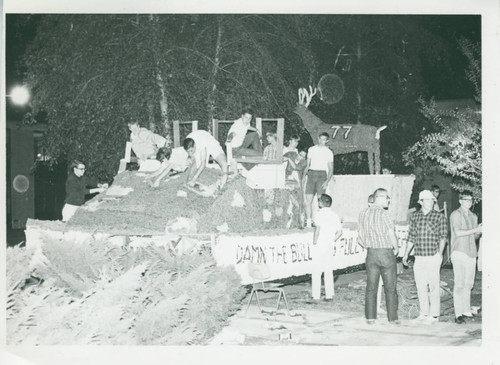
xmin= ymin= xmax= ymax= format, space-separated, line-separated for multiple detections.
xmin=62 ymin=160 xmax=108 ymax=221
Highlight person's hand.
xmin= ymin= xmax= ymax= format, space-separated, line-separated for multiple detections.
xmin=321 ymin=181 xmax=329 ymax=190
xmin=402 ymin=254 xmax=409 ymax=266
xmin=476 ymin=223 xmax=482 ymax=234
xmin=101 ymin=183 xmax=109 ymax=189
xmin=438 ymin=252 xmax=443 ymax=264
xmin=393 ymin=246 xmax=399 ymax=256
xmin=97 ymin=187 xmax=106 ymax=194
xmin=187 ymin=180 xmax=196 ymax=188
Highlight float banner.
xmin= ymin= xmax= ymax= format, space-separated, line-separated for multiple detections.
xmin=214 ymin=225 xmax=409 ymax=285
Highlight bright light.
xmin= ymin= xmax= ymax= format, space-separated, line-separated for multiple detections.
xmin=9 ymin=86 xmax=30 ymax=105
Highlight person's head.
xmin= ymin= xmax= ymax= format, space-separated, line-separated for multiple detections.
xmin=318 ymin=193 xmax=332 ymax=208
xmin=266 ymin=132 xmax=277 ymax=144
xmin=156 ymin=147 xmax=172 ymax=162
xmin=287 ymin=135 xmax=300 ymax=149
xmin=297 ymin=149 xmax=307 ymax=161
xmin=241 ymin=106 xmax=254 ymax=125
xmin=70 ymin=160 xmax=86 ymax=177
xmin=368 ymin=194 xmax=375 ymax=206
xmin=373 ymin=188 xmax=390 ymax=209
xmin=127 ymin=121 xmax=140 ymax=135
xmin=318 ymin=132 xmax=329 ymax=146
xmin=458 ymin=191 xmax=474 ymax=210
xmin=183 ymin=137 xmax=196 ymax=157
xmin=382 ymin=168 xmax=392 ymax=175
xmin=418 ymin=189 xmax=436 ymax=212
xmin=431 ymin=185 xmax=441 ymax=199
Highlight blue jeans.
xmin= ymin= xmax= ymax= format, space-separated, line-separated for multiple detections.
xmin=365 ymin=248 xmax=398 ymax=321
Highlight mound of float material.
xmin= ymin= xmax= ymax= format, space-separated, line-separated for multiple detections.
xmin=66 ymin=168 xmax=303 ymax=235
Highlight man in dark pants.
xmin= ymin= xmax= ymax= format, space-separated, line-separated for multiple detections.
xmin=358 ymin=188 xmax=400 ymax=324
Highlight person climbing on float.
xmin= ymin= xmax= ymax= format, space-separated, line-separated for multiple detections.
xmin=146 ymin=146 xmax=190 ymax=188
xmin=183 ymin=129 xmax=229 ymax=190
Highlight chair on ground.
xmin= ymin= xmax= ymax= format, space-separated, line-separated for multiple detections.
xmin=245 ymin=262 xmax=291 ymax=316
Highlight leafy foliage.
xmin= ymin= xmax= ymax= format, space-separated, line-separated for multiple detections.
xmin=6 ymin=236 xmax=246 ymax=345
xmin=403 ymin=38 xmax=481 ymax=199
xmin=22 ymin=15 xmax=316 ymax=180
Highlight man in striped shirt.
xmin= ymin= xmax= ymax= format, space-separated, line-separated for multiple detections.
xmin=403 ymin=190 xmax=448 ymax=324
xmin=358 ymin=188 xmax=400 ymax=324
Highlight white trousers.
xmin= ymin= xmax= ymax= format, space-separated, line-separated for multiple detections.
xmin=451 ymin=251 xmax=476 ymax=317
xmin=414 ymin=253 xmax=441 ymax=317
xmin=311 ymin=243 xmax=334 ymax=299
xmin=62 ymin=204 xmax=79 ymax=222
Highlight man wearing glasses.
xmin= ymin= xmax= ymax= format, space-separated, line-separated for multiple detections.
xmin=358 ymin=188 xmax=400 ymax=324
xmin=449 ymin=191 xmax=482 ymax=324
xmin=62 ymin=160 xmax=108 ymax=222
xmin=403 ymin=190 xmax=448 ymax=324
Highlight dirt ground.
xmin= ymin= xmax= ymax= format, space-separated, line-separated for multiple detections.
xmin=213 ymin=265 xmax=482 ymax=346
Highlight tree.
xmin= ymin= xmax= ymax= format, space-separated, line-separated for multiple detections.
xmin=403 ymin=38 xmax=481 ymax=200
xmin=21 ymin=14 xmax=316 ymax=180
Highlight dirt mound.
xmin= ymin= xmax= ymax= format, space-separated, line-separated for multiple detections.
xmin=67 ymin=169 xmax=302 ymax=234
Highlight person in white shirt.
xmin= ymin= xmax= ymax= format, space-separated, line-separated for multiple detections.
xmin=312 ymin=193 xmax=342 ymax=300
xmin=302 ymin=132 xmax=335 ymax=228
xmin=146 ymin=146 xmax=190 ymax=187
xmin=225 ymin=106 xmax=263 ymax=157
xmin=184 ymin=129 xmax=228 ymax=189
xmin=127 ymin=121 xmax=167 ymax=163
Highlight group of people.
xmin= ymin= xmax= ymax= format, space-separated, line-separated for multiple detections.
xmin=311 ymin=186 xmax=482 ymax=326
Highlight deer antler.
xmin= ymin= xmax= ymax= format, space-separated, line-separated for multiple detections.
xmin=298 ymin=86 xmax=317 ymax=108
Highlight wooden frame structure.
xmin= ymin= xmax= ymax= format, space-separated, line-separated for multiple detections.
xmin=173 ymin=120 xmax=198 ymax=148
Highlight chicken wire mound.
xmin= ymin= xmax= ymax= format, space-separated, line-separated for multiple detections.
xmin=67 ymin=169 xmax=303 ymax=235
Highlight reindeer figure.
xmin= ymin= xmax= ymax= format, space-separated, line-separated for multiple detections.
xmin=294 ymin=86 xmax=387 ymax=174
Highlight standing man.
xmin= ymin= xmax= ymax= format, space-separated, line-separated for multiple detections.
xmin=403 ymin=190 xmax=448 ymax=324
xmin=226 ymin=106 xmax=263 ymax=157
xmin=183 ymin=129 xmax=229 ymax=189
xmin=62 ymin=160 xmax=108 ymax=222
xmin=302 ymin=132 xmax=334 ymax=228
xmin=431 ymin=184 xmax=444 ymax=213
xmin=449 ymin=191 xmax=482 ymax=324
xmin=358 ymin=188 xmax=400 ymax=324
xmin=311 ymin=194 xmax=342 ymax=301
xmin=128 ymin=121 xmax=167 ymax=163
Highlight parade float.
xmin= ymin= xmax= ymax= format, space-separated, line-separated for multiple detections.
xmin=9 ymin=85 xmax=415 ymax=345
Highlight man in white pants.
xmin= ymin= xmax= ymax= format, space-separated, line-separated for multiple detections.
xmin=449 ymin=191 xmax=482 ymax=324
xmin=403 ymin=190 xmax=448 ymax=324
xmin=311 ymin=194 xmax=342 ymax=300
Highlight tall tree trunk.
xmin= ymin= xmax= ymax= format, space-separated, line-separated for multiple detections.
xmin=356 ymin=42 xmax=362 ymax=125
xmin=206 ymin=17 xmax=223 ymax=133
xmin=149 ymin=14 xmax=171 ymax=145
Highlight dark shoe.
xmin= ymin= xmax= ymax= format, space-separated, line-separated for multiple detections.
xmin=455 ymin=315 xmax=466 ymax=324
xmin=462 ymin=314 xmax=476 ymax=322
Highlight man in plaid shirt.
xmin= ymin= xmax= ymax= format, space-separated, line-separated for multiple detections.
xmin=403 ymin=190 xmax=448 ymax=324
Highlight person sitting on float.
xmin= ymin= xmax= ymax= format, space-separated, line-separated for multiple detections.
xmin=146 ymin=146 xmax=190 ymax=187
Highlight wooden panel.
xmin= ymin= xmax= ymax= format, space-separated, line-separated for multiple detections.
xmin=173 ymin=120 xmax=198 ymax=147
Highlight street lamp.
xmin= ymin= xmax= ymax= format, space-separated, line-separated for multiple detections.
xmin=7 ymin=85 xmax=30 ymax=106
